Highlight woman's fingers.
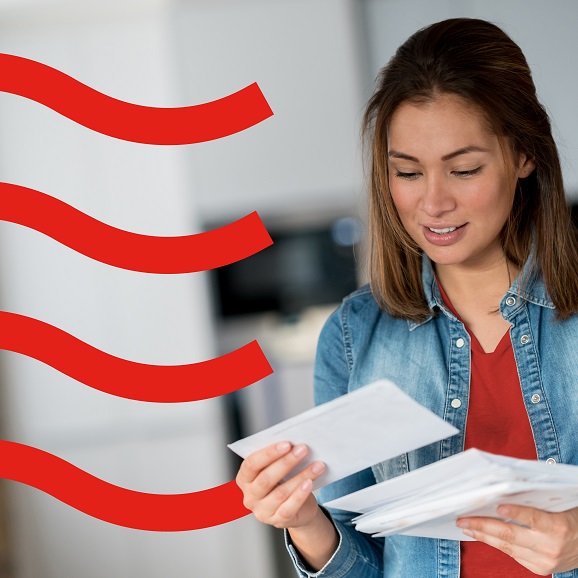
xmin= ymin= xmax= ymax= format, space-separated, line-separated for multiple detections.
xmin=457 ymin=515 xmax=557 ymax=574
xmin=272 ymin=479 xmax=316 ymax=527
xmin=458 ymin=504 xmax=564 ymax=551
xmin=235 ymin=441 xmax=326 ymax=527
xmin=458 ymin=516 xmax=531 ymax=556
xmin=457 ymin=506 xmax=578 ymax=575
xmin=249 ymin=444 xmax=317 ymax=500
xmin=239 ymin=443 xmax=310 ymax=502
xmin=236 ymin=441 xmax=292 ymax=486
xmin=258 ymin=460 xmax=326 ymax=521
xmin=236 ymin=442 xmax=324 ymax=505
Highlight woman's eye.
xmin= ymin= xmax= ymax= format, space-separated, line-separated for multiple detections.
xmin=395 ymin=171 xmax=420 ymax=180
xmin=453 ymin=167 xmax=482 ymax=178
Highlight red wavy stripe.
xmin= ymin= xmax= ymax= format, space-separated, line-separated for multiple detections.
xmin=0 ymin=440 xmax=249 ymax=530
xmin=0 ymin=312 xmax=273 ymax=402
xmin=0 ymin=183 xmax=273 ymax=273
xmin=0 ymin=53 xmax=273 ymax=144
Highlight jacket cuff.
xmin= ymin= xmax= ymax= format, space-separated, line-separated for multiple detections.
xmin=284 ymin=507 xmax=358 ymax=578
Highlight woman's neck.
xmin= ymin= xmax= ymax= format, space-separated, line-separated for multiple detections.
xmin=435 ymin=255 xmax=517 ymax=315
xmin=435 ymin=255 xmax=519 ymax=353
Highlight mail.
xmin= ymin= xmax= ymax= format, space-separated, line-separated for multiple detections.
xmin=229 ymin=380 xmax=578 ymax=541
xmin=326 ymin=448 xmax=578 ymax=540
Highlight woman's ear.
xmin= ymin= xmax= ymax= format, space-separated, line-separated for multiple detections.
xmin=517 ymin=154 xmax=536 ymax=178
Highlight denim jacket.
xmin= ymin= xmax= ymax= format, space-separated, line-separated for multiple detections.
xmin=286 ymin=253 xmax=578 ymax=578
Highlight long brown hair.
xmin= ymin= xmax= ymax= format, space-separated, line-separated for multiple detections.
xmin=363 ymin=18 xmax=578 ymax=321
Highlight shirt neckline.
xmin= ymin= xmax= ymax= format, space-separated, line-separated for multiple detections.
xmin=436 ymin=278 xmax=511 ymax=355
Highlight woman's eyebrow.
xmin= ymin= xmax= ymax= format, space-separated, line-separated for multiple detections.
xmin=387 ymin=150 xmax=419 ymax=162
xmin=441 ymin=146 xmax=491 ymax=161
xmin=388 ymin=145 xmax=491 ymax=163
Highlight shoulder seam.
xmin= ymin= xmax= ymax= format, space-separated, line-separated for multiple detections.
xmin=339 ymin=298 xmax=354 ymax=373
xmin=342 ymin=283 xmax=373 ymax=303
xmin=339 ymin=284 xmax=376 ymax=372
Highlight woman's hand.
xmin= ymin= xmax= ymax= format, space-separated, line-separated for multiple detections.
xmin=457 ymin=504 xmax=578 ymax=575
xmin=236 ymin=441 xmax=339 ymax=571
xmin=235 ymin=441 xmax=326 ymax=529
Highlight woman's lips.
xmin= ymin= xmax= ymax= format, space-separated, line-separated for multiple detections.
xmin=422 ymin=223 xmax=468 ymax=246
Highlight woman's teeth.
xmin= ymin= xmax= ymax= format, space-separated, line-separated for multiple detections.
xmin=429 ymin=227 xmax=457 ymax=234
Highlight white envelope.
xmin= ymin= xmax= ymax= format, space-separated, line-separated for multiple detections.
xmin=392 ymin=483 xmax=578 ymax=541
xmin=228 ymin=379 xmax=458 ymax=489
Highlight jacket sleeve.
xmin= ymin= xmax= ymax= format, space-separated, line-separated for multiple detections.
xmin=284 ymin=303 xmax=384 ymax=577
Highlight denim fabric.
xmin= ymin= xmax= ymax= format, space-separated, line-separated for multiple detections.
xmin=286 ymin=253 xmax=578 ymax=578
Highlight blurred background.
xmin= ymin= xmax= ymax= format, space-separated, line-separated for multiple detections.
xmin=0 ymin=0 xmax=576 ymax=576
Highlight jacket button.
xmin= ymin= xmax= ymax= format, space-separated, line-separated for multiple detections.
xmin=546 ymin=458 xmax=557 ymax=464
xmin=451 ymin=398 xmax=462 ymax=408
xmin=506 ymin=296 xmax=516 ymax=306
xmin=531 ymin=393 xmax=541 ymax=404
xmin=455 ymin=338 xmax=465 ymax=348
xmin=520 ymin=335 xmax=530 ymax=345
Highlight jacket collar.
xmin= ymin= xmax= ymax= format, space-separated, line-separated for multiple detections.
xmin=408 ymin=244 xmax=554 ymax=331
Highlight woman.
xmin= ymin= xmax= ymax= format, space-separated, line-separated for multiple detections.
xmin=236 ymin=18 xmax=578 ymax=577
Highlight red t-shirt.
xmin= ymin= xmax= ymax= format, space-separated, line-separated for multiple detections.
xmin=438 ymin=282 xmax=548 ymax=577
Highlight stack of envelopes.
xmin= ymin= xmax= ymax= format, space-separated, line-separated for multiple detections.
xmin=325 ymin=449 xmax=578 ymax=541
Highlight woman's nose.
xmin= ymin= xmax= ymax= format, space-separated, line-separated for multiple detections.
xmin=418 ymin=175 xmax=456 ymax=217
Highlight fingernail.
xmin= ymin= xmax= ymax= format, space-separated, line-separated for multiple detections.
xmin=276 ymin=441 xmax=291 ymax=453
xmin=300 ymin=479 xmax=312 ymax=492
xmin=292 ymin=444 xmax=307 ymax=457
xmin=311 ymin=461 xmax=325 ymax=475
xmin=497 ymin=505 xmax=511 ymax=517
xmin=463 ymin=529 xmax=474 ymax=538
xmin=456 ymin=520 xmax=469 ymax=529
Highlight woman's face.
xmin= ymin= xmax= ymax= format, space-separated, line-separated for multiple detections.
xmin=387 ymin=94 xmax=534 ymax=273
